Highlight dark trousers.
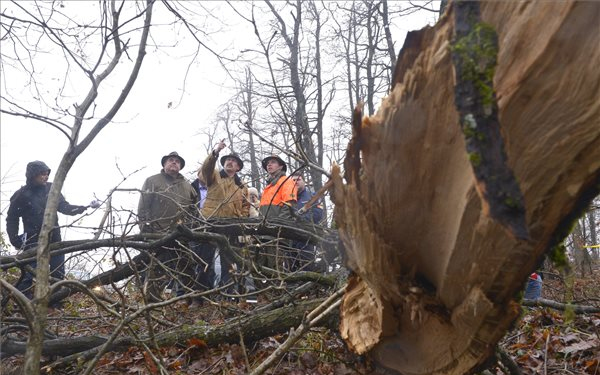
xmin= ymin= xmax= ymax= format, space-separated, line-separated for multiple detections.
xmin=16 ymin=243 xmax=65 ymax=305
xmin=176 ymin=241 xmax=217 ymax=296
xmin=144 ymin=240 xmax=196 ymax=302
xmin=196 ymin=242 xmax=233 ymax=288
xmin=287 ymin=240 xmax=316 ymax=272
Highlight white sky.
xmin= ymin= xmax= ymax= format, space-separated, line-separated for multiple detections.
xmin=0 ymin=2 xmax=439 ymax=251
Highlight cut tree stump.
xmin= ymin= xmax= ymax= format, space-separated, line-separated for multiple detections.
xmin=333 ymin=1 xmax=600 ymax=374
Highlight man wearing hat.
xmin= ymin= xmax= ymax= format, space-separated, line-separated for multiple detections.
xmin=255 ymin=154 xmax=298 ymax=272
xmin=6 ymin=160 xmax=95 ymax=306
xmin=195 ymin=140 xmax=250 ymax=296
xmin=200 ymin=140 xmax=249 ymax=219
xmin=137 ymin=151 xmax=198 ymax=302
xmin=259 ymin=154 xmax=297 ymax=220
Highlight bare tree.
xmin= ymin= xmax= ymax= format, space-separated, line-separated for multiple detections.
xmin=237 ymin=68 xmax=263 ymax=191
xmin=1 ymin=1 xmax=154 ymax=372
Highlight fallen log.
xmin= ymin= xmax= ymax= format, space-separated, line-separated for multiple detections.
xmin=1 ymin=298 xmax=338 ymax=364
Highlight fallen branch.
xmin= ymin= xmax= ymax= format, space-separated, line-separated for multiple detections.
xmin=2 ymin=297 xmax=340 ymax=369
xmin=249 ymin=285 xmax=346 ymax=375
xmin=522 ymin=298 xmax=600 ymax=314
xmin=496 ymin=346 xmax=523 ymax=375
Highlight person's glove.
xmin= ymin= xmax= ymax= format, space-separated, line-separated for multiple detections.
xmin=89 ymin=199 xmax=101 ymax=209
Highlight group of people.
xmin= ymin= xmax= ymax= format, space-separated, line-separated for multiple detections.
xmin=6 ymin=142 xmax=323 ymax=307
xmin=137 ymin=141 xmax=323 ymax=304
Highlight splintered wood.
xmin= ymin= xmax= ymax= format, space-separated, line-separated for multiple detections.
xmin=332 ymin=1 xmax=600 ymax=374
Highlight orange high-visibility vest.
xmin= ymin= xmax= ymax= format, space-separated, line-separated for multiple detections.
xmin=260 ymin=175 xmax=297 ymax=207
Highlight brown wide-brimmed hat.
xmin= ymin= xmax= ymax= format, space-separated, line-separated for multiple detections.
xmin=261 ymin=154 xmax=287 ymax=173
xmin=161 ymin=151 xmax=185 ymax=169
xmin=220 ymin=153 xmax=244 ymax=171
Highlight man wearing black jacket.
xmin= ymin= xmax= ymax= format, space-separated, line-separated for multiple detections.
xmin=6 ymin=161 xmax=92 ymax=303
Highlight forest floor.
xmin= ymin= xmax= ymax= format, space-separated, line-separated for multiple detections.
xmin=1 ymin=264 xmax=599 ymax=375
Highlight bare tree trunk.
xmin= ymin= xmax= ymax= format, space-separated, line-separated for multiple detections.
xmin=364 ymin=2 xmax=377 ymax=116
xmin=243 ymin=69 xmax=262 ymax=191
xmin=572 ymin=222 xmax=587 ymax=277
xmin=22 ymin=2 xmax=154 ymax=373
xmin=381 ymin=0 xmax=396 ymax=70
xmin=265 ymin=0 xmax=321 ymax=190
xmin=352 ymin=6 xmax=361 ymax=112
xmin=587 ymin=209 xmax=598 ymax=260
xmin=308 ymin=1 xmax=325 ymax=185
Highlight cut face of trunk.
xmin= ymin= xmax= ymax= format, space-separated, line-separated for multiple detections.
xmin=332 ymin=1 xmax=600 ymax=374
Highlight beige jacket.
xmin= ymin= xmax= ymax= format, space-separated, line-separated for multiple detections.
xmin=199 ymin=152 xmax=250 ymax=219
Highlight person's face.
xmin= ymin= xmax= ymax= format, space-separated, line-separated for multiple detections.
xmin=163 ymin=156 xmax=181 ymax=176
xmin=266 ymin=159 xmax=283 ymax=174
xmin=33 ymin=171 xmax=49 ymax=186
xmin=224 ymin=157 xmax=240 ymax=175
xmin=291 ymin=175 xmax=305 ymax=192
xmin=249 ymin=191 xmax=259 ymax=203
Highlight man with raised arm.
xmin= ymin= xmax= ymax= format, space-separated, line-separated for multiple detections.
xmin=196 ymin=140 xmax=249 ymax=298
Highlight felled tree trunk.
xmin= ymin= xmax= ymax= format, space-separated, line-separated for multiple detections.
xmin=332 ymin=1 xmax=600 ymax=374
xmin=1 ymin=298 xmax=338 ymax=359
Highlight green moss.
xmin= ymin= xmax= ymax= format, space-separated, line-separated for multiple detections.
xmin=451 ymin=22 xmax=498 ymax=116
xmin=461 ymin=114 xmax=485 ymax=141
xmin=563 ymin=303 xmax=576 ymax=324
xmin=468 ymin=152 xmax=482 ymax=167
xmin=514 ymin=289 xmax=524 ymax=303
xmin=548 ymin=243 xmax=568 ymax=269
xmin=504 ymin=196 xmax=520 ymax=209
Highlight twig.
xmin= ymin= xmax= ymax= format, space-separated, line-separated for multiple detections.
xmin=249 ymin=284 xmax=346 ymax=375
xmin=239 ymin=328 xmax=251 ymax=372
xmin=496 ymin=346 xmax=523 ymax=375
xmin=544 ymin=331 xmax=550 ymax=375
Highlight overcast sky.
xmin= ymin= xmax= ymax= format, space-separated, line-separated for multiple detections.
xmin=0 ymin=2 xmax=439 ymax=248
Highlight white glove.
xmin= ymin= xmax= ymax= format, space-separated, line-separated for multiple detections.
xmin=89 ymin=199 xmax=101 ymax=209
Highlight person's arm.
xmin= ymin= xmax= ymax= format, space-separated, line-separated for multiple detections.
xmin=137 ymin=178 xmax=153 ymax=232
xmin=201 ymin=140 xmax=226 ymax=186
xmin=57 ymin=192 xmax=87 ymax=215
xmin=311 ymin=198 xmax=324 ymax=224
xmin=240 ymin=185 xmax=250 ymax=217
xmin=201 ymin=152 xmax=218 ymax=187
xmin=184 ymin=183 xmax=200 ymax=227
xmin=6 ymin=192 xmax=23 ymax=248
xmin=277 ymin=178 xmax=298 ymax=220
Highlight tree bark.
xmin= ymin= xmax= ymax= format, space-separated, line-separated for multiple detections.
xmin=2 ymin=298 xmax=338 ymax=363
xmin=21 ymin=2 xmax=155 ymax=374
xmin=332 ymin=1 xmax=600 ymax=374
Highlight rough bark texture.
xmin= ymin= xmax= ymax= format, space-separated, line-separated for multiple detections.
xmin=0 ymin=298 xmax=336 ymax=359
xmin=333 ymin=1 xmax=600 ymax=374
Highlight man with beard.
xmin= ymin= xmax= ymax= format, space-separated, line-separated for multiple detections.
xmin=137 ymin=151 xmax=198 ymax=303
xmin=195 ymin=140 xmax=249 ymax=301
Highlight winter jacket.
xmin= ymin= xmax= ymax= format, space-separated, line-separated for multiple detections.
xmin=191 ymin=179 xmax=208 ymax=209
xmin=6 ymin=182 xmax=87 ymax=249
xmin=259 ymin=172 xmax=297 ymax=221
xmin=137 ymin=170 xmax=198 ymax=233
xmin=199 ymin=152 xmax=250 ymax=219
xmin=295 ymin=188 xmax=323 ymax=224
